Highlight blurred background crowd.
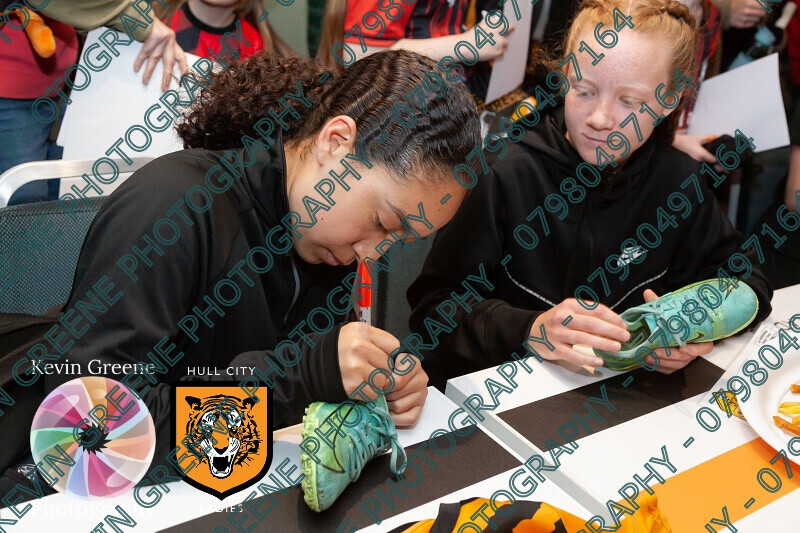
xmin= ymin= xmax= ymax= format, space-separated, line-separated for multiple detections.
xmin=0 ymin=0 xmax=797 ymax=269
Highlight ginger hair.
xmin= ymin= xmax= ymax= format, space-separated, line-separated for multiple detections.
xmin=551 ymin=0 xmax=699 ymax=142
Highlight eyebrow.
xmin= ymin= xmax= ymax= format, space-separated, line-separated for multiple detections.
xmin=571 ymin=76 xmax=649 ymax=97
xmin=617 ymin=84 xmax=651 ymax=94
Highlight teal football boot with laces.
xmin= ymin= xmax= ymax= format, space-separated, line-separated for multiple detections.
xmin=594 ymin=279 xmax=759 ymax=371
xmin=301 ymin=395 xmax=406 ymax=512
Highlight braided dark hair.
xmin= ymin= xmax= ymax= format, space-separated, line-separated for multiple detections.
xmin=176 ymin=50 xmax=481 ymax=183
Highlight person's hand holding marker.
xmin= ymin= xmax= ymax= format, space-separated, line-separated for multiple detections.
xmin=639 ymin=288 xmax=713 ymax=374
xmin=338 ymin=322 xmax=429 ymax=426
xmin=528 ymin=299 xmax=630 ymax=368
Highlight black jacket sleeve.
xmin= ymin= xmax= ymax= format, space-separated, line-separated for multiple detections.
xmin=52 ymin=194 xmax=205 ymax=387
xmin=664 ymin=177 xmax=773 ymax=325
xmin=114 ymin=323 xmax=348 ymax=478
xmin=43 ymin=157 xmax=349 ymax=475
xmin=408 ymin=167 xmax=539 ymax=386
xmin=227 ymin=324 xmax=349 ymax=428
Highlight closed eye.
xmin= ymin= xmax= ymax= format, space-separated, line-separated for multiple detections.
xmin=374 ymin=216 xmax=387 ymax=232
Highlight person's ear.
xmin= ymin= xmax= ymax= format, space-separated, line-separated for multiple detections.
xmin=315 ymin=115 xmax=357 ymax=166
xmin=661 ymin=88 xmax=684 ymax=119
xmin=662 ymin=102 xmax=679 ymax=118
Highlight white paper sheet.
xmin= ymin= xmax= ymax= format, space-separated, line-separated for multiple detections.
xmin=56 ymin=28 xmax=206 ymax=196
xmin=687 ymin=53 xmax=789 ymax=153
xmin=484 ymin=0 xmax=534 ymax=104
xmin=57 ymin=28 xmax=203 ymax=160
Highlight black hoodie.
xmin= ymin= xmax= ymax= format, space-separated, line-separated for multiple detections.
xmin=45 ymin=135 xmax=354 ymax=467
xmin=408 ymin=105 xmax=773 ymax=388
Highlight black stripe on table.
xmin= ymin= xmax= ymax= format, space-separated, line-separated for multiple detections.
xmin=161 ymin=429 xmax=520 ymax=532
xmin=498 ymin=357 xmax=724 ymax=451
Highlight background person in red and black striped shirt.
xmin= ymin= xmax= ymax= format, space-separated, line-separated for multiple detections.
xmin=314 ymin=0 xmax=512 ymax=103
xmin=156 ymin=0 xmax=294 ymax=59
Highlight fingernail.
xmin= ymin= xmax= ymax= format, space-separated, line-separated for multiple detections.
xmin=593 ymin=358 xmax=604 ymax=366
xmin=623 ymin=331 xmax=631 ymax=341
xmin=613 ymin=342 xmax=622 ymax=351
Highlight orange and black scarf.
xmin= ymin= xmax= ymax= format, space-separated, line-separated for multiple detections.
xmin=388 ymin=493 xmax=672 ymax=533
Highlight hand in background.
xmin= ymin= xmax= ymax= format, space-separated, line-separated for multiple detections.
xmin=673 ymin=134 xmax=726 ymax=173
xmin=728 ymin=0 xmax=766 ymax=28
xmin=134 ymin=17 xmax=189 ymax=92
xmin=471 ymin=19 xmax=513 ymax=62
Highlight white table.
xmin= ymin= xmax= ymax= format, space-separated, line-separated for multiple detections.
xmin=445 ymin=285 xmax=800 ymax=529
xmin=4 ymin=288 xmax=798 ymax=531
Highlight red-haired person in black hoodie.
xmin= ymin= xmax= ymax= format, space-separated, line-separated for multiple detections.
xmin=408 ymin=0 xmax=773 ymax=388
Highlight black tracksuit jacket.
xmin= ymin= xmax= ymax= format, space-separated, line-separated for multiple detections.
xmin=46 ymin=135 xmax=354 ymax=467
xmin=408 ymin=105 xmax=773 ymax=388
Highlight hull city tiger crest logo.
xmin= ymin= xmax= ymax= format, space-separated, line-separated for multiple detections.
xmin=171 ymin=383 xmax=272 ymax=498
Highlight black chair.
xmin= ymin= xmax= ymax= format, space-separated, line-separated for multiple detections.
xmin=0 ymin=197 xmax=106 ymax=315
xmin=0 ymin=157 xmax=152 ymax=208
xmin=372 ymin=237 xmax=435 ymax=341
xmin=0 ymin=196 xmax=106 ymax=480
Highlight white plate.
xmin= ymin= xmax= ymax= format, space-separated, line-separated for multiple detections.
xmin=738 ymin=341 xmax=800 ymax=465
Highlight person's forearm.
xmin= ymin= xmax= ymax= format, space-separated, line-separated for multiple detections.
xmin=389 ymin=33 xmax=463 ymax=61
xmin=353 ymin=32 xmax=465 ymax=62
xmin=352 ymin=44 xmax=386 ymax=61
xmin=712 ymin=0 xmax=733 ymax=28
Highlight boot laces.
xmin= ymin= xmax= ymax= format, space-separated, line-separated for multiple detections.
xmin=651 ymin=295 xmax=715 ymax=347
xmin=346 ymin=397 xmax=407 ymax=482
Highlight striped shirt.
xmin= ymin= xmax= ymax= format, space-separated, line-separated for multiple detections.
xmin=165 ymin=3 xmax=262 ymax=61
xmin=343 ymin=0 xmax=471 ymax=46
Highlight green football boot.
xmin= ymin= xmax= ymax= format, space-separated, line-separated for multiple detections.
xmin=594 ymin=279 xmax=759 ymax=371
xmin=301 ymin=395 xmax=406 ymax=512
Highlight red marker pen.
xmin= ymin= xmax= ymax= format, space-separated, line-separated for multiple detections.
xmin=356 ymin=261 xmax=372 ymax=324
xmin=356 ymin=261 xmax=388 ymax=410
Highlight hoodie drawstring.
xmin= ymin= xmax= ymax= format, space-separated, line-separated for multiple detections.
xmin=604 ymin=172 xmax=615 ymax=200
xmin=602 ymin=170 xmax=632 ymax=200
